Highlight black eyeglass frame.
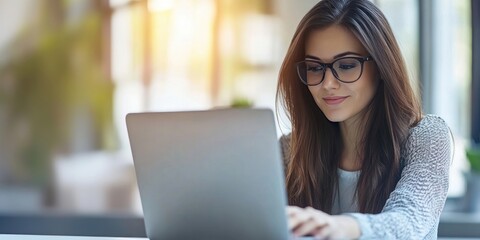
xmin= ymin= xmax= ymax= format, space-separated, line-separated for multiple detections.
xmin=296 ymin=56 xmax=373 ymax=86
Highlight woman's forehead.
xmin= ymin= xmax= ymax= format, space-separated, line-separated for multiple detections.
xmin=304 ymin=25 xmax=367 ymax=61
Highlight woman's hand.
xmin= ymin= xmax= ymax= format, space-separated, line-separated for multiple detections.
xmin=286 ymin=206 xmax=361 ymax=239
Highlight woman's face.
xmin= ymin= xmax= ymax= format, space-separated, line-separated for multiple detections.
xmin=304 ymin=25 xmax=378 ymax=124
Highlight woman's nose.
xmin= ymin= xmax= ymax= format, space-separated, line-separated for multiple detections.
xmin=321 ymin=68 xmax=340 ymax=90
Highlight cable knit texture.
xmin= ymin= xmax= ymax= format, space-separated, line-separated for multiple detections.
xmin=279 ymin=115 xmax=452 ymax=240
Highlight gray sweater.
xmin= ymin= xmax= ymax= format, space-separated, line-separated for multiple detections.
xmin=279 ymin=115 xmax=452 ymax=239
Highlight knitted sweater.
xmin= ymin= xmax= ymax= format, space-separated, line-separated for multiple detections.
xmin=279 ymin=115 xmax=452 ymax=239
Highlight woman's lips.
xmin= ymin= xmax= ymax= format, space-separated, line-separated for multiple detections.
xmin=323 ymin=96 xmax=348 ymax=105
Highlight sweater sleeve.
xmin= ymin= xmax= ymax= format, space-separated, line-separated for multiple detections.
xmin=347 ymin=115 xmax=452 ymax=239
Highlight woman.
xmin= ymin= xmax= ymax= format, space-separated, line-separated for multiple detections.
xmin=277 ymin=0 xmax=452 ymax=239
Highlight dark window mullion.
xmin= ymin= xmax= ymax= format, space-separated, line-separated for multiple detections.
xmin=472 ymin=0 xmax=480 ymax=144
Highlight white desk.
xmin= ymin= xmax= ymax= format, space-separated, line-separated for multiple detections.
xmin=0 ymin=235 xmax=315 ymax=240
xmin=0 ymin=235 xmax=474 ymax=240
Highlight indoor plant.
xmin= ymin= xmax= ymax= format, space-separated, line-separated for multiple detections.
xmin=467 ymin=147 xmax=480 ymax=172
xmin=465 ymin=145 xmax=480 ymax=212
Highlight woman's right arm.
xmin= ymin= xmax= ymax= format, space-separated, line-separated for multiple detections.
xmin=347 ymin=115 xmax=452 ymax=239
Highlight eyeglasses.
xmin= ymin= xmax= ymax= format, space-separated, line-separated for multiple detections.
xmin=296 ymin=56 xmax=373 ymax=86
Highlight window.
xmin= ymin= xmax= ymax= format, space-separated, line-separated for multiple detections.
xmin=419 ymin=0 xmax=471 ymax=198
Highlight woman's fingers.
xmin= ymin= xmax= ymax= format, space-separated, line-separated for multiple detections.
xmin=311 ymin=224 xmax=332 ymax=239
xmin=286 ymin=206 xmax=332 ymax=237
xmin=286 ymin=206 xmax=302 ymax=217
xmin=288 ymin=208 xmax=313 ymax=230
xmin=286 ymin=206 xmax=305 ymax=230
xmin=286 ymin=206 xmax=360 ymax=239
xmin=292 ymin=218 xmax=323 ymax=237
xmin=301 ymin=207 xmax=331 ymax=238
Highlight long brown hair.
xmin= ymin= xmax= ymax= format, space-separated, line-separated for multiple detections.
xmin=276 ymin=0 xmax=422 ymax=213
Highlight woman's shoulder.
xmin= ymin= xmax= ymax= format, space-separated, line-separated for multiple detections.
xmin=402 ymin=114 xmax=452 ymax=165
xmin=408 ymin=114 xmax=450 ymax=139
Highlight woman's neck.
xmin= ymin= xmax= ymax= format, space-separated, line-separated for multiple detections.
xmin=339 ymin=116 xmax=364 ymax=171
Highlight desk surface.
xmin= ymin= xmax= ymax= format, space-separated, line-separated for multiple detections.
xmin=0 ymin=235 xmax=474 ymax=240
xmin=0 ymin=236 xmax=147 ymax=240
xmin=1 ymin=212 xmax=480 ymax=239
xmin=0 ymin=235 xmax=319 ymax=240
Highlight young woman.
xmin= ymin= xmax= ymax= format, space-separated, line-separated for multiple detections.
xmin=277 ymin=0 xmax=452 ymax=239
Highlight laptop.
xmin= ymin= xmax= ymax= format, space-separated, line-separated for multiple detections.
xmin=126 ymin=108 xmax=310 ymax=240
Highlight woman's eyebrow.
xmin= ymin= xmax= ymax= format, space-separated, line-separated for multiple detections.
xmin=333 ymin=51 xmax=363 ymax=58
xmin=305 ymin=54 xmax=321 ymax=60
xmin=305 ymin=51 xmax=363 ymax=61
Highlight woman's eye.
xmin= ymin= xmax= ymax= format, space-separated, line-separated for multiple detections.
xmin=336 ymin=59 xmax=360 ymax=70
xmin=338 ymin=63 xmax=357 ymax=70
xmin=307 ymin=65 xmax=324 ymax=73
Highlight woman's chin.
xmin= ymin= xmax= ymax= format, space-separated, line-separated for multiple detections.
xmin=323 ymin=113 xmax=346 ymax=123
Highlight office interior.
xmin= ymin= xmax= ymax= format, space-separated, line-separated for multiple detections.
xmin=0 ymin=0 xmax=479 ymax=238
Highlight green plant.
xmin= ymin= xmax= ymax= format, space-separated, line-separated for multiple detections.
xmin=0 ymin=6 xmax=116 ymax=187
xmin=231 ymin=97 xmax=253 ymax=108
xmin=467 ymin=147 xmax=480 ymax=173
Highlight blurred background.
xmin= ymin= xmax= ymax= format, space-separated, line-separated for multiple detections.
xmin=0 ymin=0 xmax=478 ymax=236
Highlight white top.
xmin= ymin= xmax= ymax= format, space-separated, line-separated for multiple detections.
xmin=331 ymin=168 xmax=360 ymax=215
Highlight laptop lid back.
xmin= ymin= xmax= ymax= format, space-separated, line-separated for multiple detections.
xmin=126 ymin=108 xmax=289 ymax=240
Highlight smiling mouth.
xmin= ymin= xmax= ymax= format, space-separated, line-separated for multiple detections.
xmin=323 ymin=96 xmax=348 ymax=105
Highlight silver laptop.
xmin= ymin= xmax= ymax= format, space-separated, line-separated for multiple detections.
xmin=126 ymin=108 xmax=309 ymax=240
